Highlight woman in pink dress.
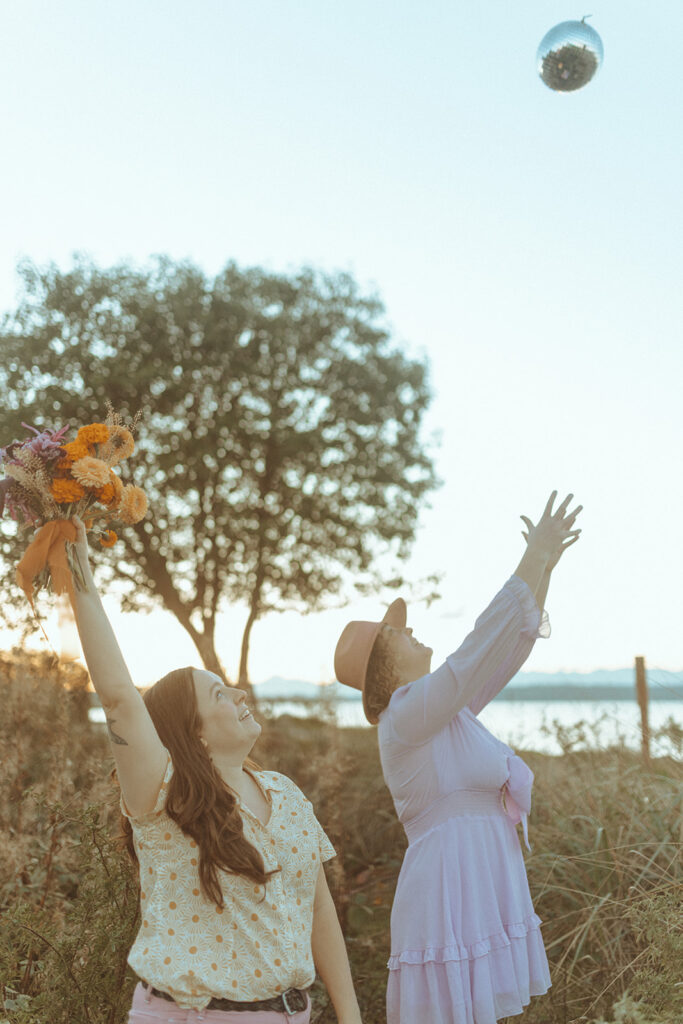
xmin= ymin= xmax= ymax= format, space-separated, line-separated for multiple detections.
xmin=334 ymin=491 xmax=582 ymax=1024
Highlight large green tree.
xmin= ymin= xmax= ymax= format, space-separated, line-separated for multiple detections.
xmin=0 ymin=256 xmax=438 ymax=689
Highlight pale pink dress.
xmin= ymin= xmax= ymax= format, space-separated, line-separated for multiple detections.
xmin=378 ymin=575 xmax=553 ymax=1024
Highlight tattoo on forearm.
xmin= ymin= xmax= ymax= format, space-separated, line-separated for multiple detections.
xmin=106 ymin=717 xmax=129 ymax=746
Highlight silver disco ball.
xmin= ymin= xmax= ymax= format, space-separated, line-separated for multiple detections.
xmin=537 ymin=18 xmax=604 ymax=92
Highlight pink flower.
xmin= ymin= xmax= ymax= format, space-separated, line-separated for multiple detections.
xmin=22 ymin=422 xmax=71 ymax=460
xmin=0 ymin=423 xmax=70 ymax=465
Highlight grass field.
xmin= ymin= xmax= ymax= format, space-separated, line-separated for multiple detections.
xmin=1 ymin=651 xmax=681 ymax=1024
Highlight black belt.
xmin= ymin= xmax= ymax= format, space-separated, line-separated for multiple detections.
xmin=142 ymin=981 xmax=309 ymax=1014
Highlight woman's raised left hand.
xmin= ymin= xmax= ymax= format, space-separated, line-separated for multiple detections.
xmin=520 ymin=491 xmax=583 ymax=571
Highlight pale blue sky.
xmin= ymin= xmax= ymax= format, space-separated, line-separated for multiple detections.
xmin=2 ymin=1 xmax=682 ymax=682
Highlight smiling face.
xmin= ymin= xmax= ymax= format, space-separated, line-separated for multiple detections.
xmin=192 ymin=670 xmax=261 ymax=762
xmin=381 ymin=623 xmax=433 ymax=686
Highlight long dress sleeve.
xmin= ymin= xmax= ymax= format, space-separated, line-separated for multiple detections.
xmin=387 ymin=575 xmax=550 ymax=745
xmin=467 ymin=576 xmax=550 ymax=716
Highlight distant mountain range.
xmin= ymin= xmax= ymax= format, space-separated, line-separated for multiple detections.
xmin=254 ymin=670 xmax=683 ymax=702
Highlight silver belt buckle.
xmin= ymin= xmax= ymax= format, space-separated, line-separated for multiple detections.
xmin=282 ymin=988 xmax=303 ymax=1015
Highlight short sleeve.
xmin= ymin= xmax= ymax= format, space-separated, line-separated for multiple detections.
xmin=311 ymin=810 xmax=336 ymax=863
xmin=282 ymin=776 xmax=337 ymax=863
xmin=119 ymin=750 xmax=173 ymax=824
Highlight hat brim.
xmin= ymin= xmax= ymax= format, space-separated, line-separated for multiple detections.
xmin=363 ymin=597 xmax=408 ymax=723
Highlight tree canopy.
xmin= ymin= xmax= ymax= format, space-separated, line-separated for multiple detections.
xmin=0 ymin=256 xmax=439 ymax=687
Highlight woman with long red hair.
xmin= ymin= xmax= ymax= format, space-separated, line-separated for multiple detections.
xmin=67 ymin=516 xmax=362 ymax=1024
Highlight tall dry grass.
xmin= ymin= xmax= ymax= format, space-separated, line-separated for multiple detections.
xmin=259 ymin=710 xmax=682 ymax=1024
xmin=0 ymin=650 xmax=138 ymax=1024
xmin=0 ymin=654 xmax=681 ymax=1024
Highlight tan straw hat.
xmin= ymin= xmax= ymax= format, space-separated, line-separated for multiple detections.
xmin=334 ymin=597 xmax=407 ymax=723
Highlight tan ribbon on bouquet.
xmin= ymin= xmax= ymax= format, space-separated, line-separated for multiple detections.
xmin=15 ymin=519 xmax=79 ymax=609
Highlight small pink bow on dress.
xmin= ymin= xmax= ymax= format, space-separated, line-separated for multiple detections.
xmin=500 ymin=755 xmax=534 ymax=852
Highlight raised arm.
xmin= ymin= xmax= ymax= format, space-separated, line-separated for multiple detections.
xmin=68 ymin=516 xmax=139 ymax=710
xmin=463 ymin=491 xmax=582 ymax=717
xmin=68 ymin=516 xmax=168 ymax=817
xmin=464 ymin=492 xmax=582 ymax=716
xmin=387 ymin=492 xmax=582 ymax=740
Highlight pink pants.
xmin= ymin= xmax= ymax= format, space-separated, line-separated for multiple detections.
xmin=127 ymin=982 xmax=312 ymax=1024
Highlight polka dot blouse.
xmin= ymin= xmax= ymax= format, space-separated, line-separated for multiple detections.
xmin=120 ymin=756 xmax=336 ymax=1010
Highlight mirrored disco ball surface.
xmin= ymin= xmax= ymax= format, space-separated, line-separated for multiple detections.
xmin=537 ymin=19 xmax=604 ymax=92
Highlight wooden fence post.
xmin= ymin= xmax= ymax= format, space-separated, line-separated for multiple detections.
xmin=634 ymin=655 xmax=651 ymax=769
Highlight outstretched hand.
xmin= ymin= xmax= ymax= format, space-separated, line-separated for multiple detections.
xmin=520 ymin=491 xmax=582 ymax=571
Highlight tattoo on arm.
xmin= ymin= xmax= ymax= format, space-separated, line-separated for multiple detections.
xmin=106 ymin=716 xmax=129 ymax=746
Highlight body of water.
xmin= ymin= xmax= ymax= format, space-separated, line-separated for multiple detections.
xmin=254 ymin=698 xmax=683 ymax=757
xmin=89 ymin=699 xmax=683 ymax=757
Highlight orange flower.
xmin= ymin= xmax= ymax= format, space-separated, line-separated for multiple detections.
xmin=72 ymin=457 xmax=110 ymax=489
xmin=99 ymin=529 xmax=118 ymax=548
xmin=77 ymin=423 xmax=109 ymax=446
xmin=50 ymin=478 xmax=86 ymax=504
xmin=118 ymin=484 xmax=148 ymax=524
xmin=60 ymin=440 xmax=92 ymax=464
xmin=99 ymin=426 xmax=135 ymax=466
xmin=95 ymin=483 xmax=115 ymax=505
xmin=95 ymin=473 xmax=123 ymax=508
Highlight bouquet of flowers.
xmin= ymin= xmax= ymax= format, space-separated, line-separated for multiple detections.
xmin=0 ymin=409 xmax=147 ymax=610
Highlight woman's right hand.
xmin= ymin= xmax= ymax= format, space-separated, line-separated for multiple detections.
xmin=69 ymin=515 xmax=92 ymax=573
xmin=520 ymin=491 xmax=582 ymax=567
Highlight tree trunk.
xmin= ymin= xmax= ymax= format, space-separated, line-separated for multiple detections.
xmin=115 ymin=534 xmax=241 ymax=692
xmin=238 ymin=604 xmax=260 ymax=689
xmin=191 ymin=631 xmax=229 ymax=682
xmin=237 ymin=553 xmax=267 ymax=700
xmin=161 ymin=616 xmax=256 ymax=703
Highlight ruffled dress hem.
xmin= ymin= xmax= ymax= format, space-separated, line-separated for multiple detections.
xmin=387 ymin=914 xmax=551 ymax=1024
xmin=387 ymin=912 xmax=543 ymax=967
